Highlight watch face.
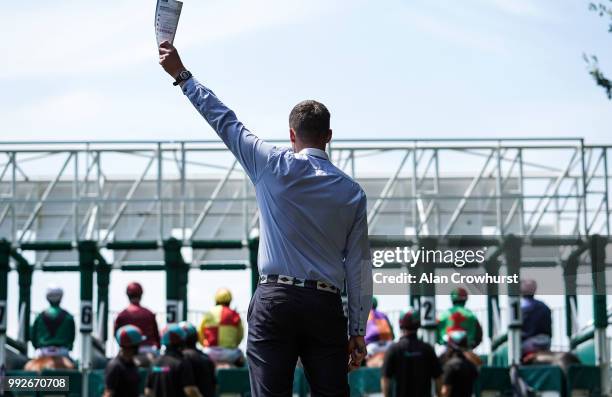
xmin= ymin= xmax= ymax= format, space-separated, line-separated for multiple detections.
xmin=180 ymin=71 xmax=190 ymax=80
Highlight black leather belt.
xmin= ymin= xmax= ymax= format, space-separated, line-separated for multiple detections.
xmin=259 ymin=274 xmax=340 ymax=294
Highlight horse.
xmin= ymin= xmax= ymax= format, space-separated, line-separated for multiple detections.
xmin=24 ymin=356 xmax=75 ymax=372
xmin=522 ymin=350 xmax=580 ymax=373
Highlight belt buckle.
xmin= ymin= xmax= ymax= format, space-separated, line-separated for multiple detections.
xmin=316 ymin=281 xmax=337 ymax=293
xmin=277 ymin=275 xmax=294 ymax=285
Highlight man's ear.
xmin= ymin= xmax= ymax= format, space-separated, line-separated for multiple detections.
xmin=325 ymin=129 xmax=333 ymax=144
xmin=290 ymin=128 xmax=296 ymax=143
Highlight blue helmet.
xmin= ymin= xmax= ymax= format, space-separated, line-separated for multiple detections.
xmin=161 ymin=323 xmax=186 ymax=347
xmin=115 ymin=325 xmax=145 ymax=347
xmin=178 ymin=321 xmax=198 ymax=343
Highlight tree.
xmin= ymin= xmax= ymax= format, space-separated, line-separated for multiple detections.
xmin=585 ymin=1 xmax=612 ymax=99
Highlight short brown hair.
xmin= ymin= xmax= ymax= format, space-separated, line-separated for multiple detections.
xmin=289 ymin=100 xmax=330 ymax=143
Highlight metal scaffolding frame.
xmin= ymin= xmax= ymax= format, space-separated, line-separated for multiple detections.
xmin=0 ymin=138 xmax=610 ymax=393
xmin=0 ymin=138 xmax=610 ymax=249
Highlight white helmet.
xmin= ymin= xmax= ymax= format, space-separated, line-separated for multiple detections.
xmin=46 ymin=285 xmax=63 ymax=304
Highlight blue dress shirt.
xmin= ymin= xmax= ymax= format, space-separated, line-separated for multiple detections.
xmin=182 ymin=77 xmax=373 ymax=335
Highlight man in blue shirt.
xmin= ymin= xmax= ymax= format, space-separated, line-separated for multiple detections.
xmin=159 ymin=41 xmax=373 ymax=396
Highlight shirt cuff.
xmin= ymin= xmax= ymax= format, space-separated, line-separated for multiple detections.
xmin=349 ymin=306 xmax=368 ymax=336
xmin=180 ymin=77 xmax=197 ymax=94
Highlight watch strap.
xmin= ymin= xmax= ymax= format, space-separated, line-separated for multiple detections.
xmin=173 ymin=70 xmax=192 ymax=86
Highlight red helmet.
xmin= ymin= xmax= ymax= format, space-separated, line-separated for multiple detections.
xmin=126 ymin=282 xmax=143 ymax=298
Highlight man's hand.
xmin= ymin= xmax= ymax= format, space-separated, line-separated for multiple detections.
xmin=347 ymin=335 xmax=366 ymax=371
xmin=159 ymin=41 xmax=186 ymax=79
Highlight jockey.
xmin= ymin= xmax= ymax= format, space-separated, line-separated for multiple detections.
xmin=114 ymin=282 xmax=161 ymax=355
xmin=198 ymin=288 xmax=244 ymax=366
xmin=30 ymin=285 xmax=75 ymax=358
xmin=179 ymin=321 xmax=216 ymax=397
xmin=520 ymin=279 xmax=552 ymax=356
xmin=439 ymin=330 xmax=479 ymax=397
xmin=104 ymin=325 xmax=145 ymax=397
xmin=381 ymin=309 xmax=443 ymax=397
xmin=437 ymin=288 xmax=483 ymax=349
xmin=365 ymin=297 xmax=395 ymax=358
xmin=145 ymin=324 xmax=201 ymax=397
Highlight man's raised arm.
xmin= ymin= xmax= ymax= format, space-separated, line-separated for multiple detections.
xmin=159 ymin=41 xmax=274 ymax=182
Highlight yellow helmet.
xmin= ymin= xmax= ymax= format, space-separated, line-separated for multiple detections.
xmin=215 ymin=288 xmax=232 ymax=305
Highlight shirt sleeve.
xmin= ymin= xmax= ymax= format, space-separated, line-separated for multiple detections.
xmin=343 ymin=190 xmax=373 ymax=335
xmin=182 ymin=78 xmax=275 ymax=183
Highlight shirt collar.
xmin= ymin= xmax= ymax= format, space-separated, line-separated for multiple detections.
xmin=298 ymin=147 xmax=329 ymax=160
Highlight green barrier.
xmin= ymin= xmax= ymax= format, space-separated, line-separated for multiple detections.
xmin=9 ymin=363 xmax=602 ymax=396
xmin=216 ymin=368 xmax=251 ymax=395
xmin=490 ymin=341 xmax=509 ymax=367
xmin=519 ymin=366 xmax=564 ymax=394
xmin=566 ymin=365 xmax=602 ymax=397
xmin=477 ymin=366 xmax=564 ymax=396
xmin=215 ymin=367 xmax=308 ymax=396
xmin=475 ymin=367 xmax=512 ymax=395
xmin=574 ymin=339 xmax=596 ymax=366
xmin=89 ymin=369 xmax=105 ymax=397
xmin=349 ymin=367 xmax=381 ymax=396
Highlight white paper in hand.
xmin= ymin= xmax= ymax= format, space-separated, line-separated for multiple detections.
xmin=155 ymin=0 xmax=183 ymax=45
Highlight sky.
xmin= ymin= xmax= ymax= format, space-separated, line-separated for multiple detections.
xmin=1 ymin=0 xmax=611 ymax=143
xmin=1 ymin=0 xmax=611 ymax=355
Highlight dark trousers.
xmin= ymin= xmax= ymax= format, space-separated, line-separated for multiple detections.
xmin=247 ymin=283 xmax=349 ymax=397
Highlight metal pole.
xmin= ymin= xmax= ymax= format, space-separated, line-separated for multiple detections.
xmin=485 ymin=257 xmax=501 ymax=339
xmin=563 ymin=247 xmax=584 ymax=339
xmin=181 ymin=142 xmax=187 ymax=241
xmin=603 ymin=148 xmax=610 ymax=236
xmin=0 ymin=240 xmax=10 ymax=370
xmin=589 ymin=235 xmax=609 ymax=395
xmin=418 ymin=237 xmax=437 ymax=346
xmin=11 ymin=152 xmax=16 ymax=242
xmin=77 ymin=241 xmax=96 ymax=397
xmin=580 ymin=141 xmax=589 ymax=236
xmin=73 ymin=151 xmax=79 ymax=242
xmin=157 ymin=143 xmax=164 ymax=243
xmin=15 ymin=250 xmax=32 ymax=344
xmin=495 ymin=143 xmax=504 ymax=236
xmin=434 ymin=149 xmax=441 ymax=235
xmin=503 ymin=235 xmax=522 ymax=365
xmin=412 ymin=144 xmax=419 ymax=235
xmin=518 ymin=149 xmax=525 ymax=235
xmin=96 ymin=259 xmax=111 ymax=343
xmin=164 ymin=238 xmax=186 ymax=323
